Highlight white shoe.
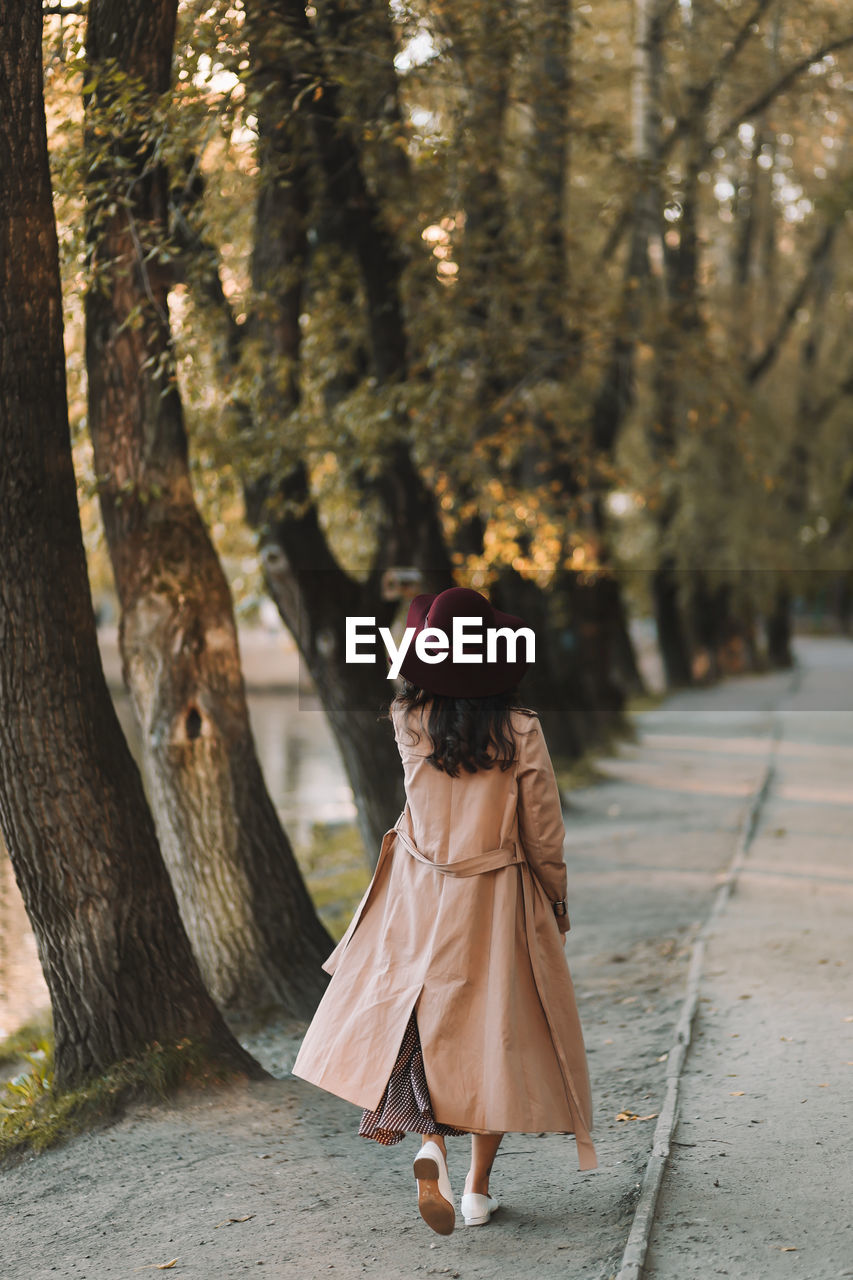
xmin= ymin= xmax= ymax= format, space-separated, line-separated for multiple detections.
xmin=461 ymin=1190 xmax=500 ymax=1226
xmin=413 ymin=1140 xmax=455 ymax=1235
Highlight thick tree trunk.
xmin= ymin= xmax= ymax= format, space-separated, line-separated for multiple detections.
xmin=0 ymin=0 xmax=263 ymax=1087
xmin=231 ymin=0 xmax=457 ymax=860
xmin=84 ymin=0 xmax=331 ymax=1016
xmin=248 ymin=465 xmax=407 ymax=861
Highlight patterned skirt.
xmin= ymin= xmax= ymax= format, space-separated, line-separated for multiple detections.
xmin=358 ymin=1008 xmax=469 ymax=1146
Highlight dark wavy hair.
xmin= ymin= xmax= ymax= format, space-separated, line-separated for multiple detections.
xmin=389 ymin=680 xmax=526 ymax=777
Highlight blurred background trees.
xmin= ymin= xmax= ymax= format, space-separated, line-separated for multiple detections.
xmin=37 ymin=0 xmax=853 ymax=852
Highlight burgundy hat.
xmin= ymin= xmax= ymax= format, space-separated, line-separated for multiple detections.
xmin=397 ymin=586 xmax=532 ymax=697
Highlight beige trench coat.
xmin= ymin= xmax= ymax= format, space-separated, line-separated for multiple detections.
xmin=291 ymin=702 xmax=598 ymax=1172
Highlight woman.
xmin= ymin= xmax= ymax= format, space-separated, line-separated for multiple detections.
xmin=291 ymin=587 xmax=598 ymax=1236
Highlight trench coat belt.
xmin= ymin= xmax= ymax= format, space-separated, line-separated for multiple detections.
xmin=392 ymin=823 xmax=523 ymax=878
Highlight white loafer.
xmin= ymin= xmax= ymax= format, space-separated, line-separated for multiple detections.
xmin=461 ymin=1191 xmax=500 ymax=1226
xmin=413 ymin=1140 xmax=455 ymax=1235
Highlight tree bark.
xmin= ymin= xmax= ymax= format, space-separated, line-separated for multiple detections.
xmin=833 ymin=575 xmax=852 ymax=636
xmin=647 ymin=0 xmax=707 ymax=688
xmin=652 ymin=558 xmax=693 ymax=688
xmin=591 ymin=0 xmax=671 ymax=455
xmin=492 ymin=570 xmax=591 ymax=757
xmin=0 ymin=0 xmax=263 ymax=1086
xmin=238 ymin=0 xmax=452 ymax=861
xmin=516 ymin=0 xmax=574 ymax=375
xmin=577 ymin=0 xmax=667 ymax=704
xmin=84 ymin=0 xmax=331 ymax=1016
xmin=766 ymin=583 xmax=793 ymax=668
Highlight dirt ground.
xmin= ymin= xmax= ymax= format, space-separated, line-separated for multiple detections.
xmin=2 ymin=638 xmax=849 ymax=1280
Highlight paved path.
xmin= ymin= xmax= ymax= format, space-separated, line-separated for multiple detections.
xmin=640 ymin=639 xmax=853 ymax=1280
xmin=1 ymin=637 xmax=850 ymax=1279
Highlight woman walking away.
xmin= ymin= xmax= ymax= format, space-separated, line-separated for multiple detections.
xmin=291 ymin=587 xmax=598 ymax=1235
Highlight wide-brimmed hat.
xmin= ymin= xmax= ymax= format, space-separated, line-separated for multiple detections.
xmin=397 ymin=586 xmax=532 ymax=697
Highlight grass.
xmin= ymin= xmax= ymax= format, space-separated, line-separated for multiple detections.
xmin=295 ymin=820 xmax=371 ymax=941
xmin=0 ymin=1023 xmax=249 ymax=1167
xmin=0 ymin=820 xmax=370 ymax=1164
xmin=0 ymin=1012 xmax=53 ymax=1069
xmin=625 ymin=689 xmax=666 ymax=715
xmin=553 ymin=751 xmax=609 ymax=793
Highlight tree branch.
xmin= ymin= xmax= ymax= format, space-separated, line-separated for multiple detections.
xmin=710 ymin=30 xmax=853 ymax=151
xmin=811 ymin=369 xmax=853 ymax=429
xmin=599 ymin=0 xmax=771 ymax=263
xmin=666 ymin=0 xmax=774 ymax=152
xmin=747 ymin=221 xmax=839 ymax=384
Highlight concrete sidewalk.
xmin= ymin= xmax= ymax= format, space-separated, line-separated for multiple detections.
xmin=642 ymin=641 xmax=853 ymax=1280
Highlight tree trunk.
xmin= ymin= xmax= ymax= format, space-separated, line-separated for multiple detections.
xmin=591 ymin=0 xmax=670 ymax=454
xmin=84 ymin=0 xmax=331 ymax=1016
xmin=249 ymin=466 xmax=408 ymax=862
xmin=517 ymin=0 xmax=574 ymax=374
xmin=581 ymin=0 xmax=671 ymax=706
xmin=238 ymin=0 xmax=442 ymax=860
xmin=652 ymin=560 xmax=693 ymax=688
xmin=647 ymin=0 xmax=708 ymax=688
xmin=580 ymin=573 xmax=646 ymax=701
xmin=689 ymin=578 xmax=760 ymax=678
xmin=492 ymin=570 xmax=590 ymax=758
xmin=834 ymin=575 xmax=852 ymax=636
xmin=0 ymin=0 xmax=263 ymax=1087
xmin=766 ymin=583 xmax=793 ymax=667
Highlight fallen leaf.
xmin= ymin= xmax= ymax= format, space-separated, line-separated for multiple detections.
xmin=615 ymin=1111 xmax=638 ymax=1122
xmin=780 ymin=1036 xmax=793 ymax=1041
xmin=214 ymin=1215 xmax=255 ymax=1229
xmin=817 ymin=1082 xmax=829 ymax=1087
xmin=729 ymin=1091 xmax=745 ymax=1096
xmin=637 ymin=1113 xmax=658 ymax=1121
xmin=779 ymin=1246 xmax=797 ymax=1252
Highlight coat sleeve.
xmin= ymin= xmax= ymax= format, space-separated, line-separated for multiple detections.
xmin=516 ymin=716 xmax=571 ymax=933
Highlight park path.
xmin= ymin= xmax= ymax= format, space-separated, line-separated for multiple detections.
xmin=1 ymin=636 xmax=849 ymax=1279
xmin=639 ymin=639 xmax=853 ymax=1280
